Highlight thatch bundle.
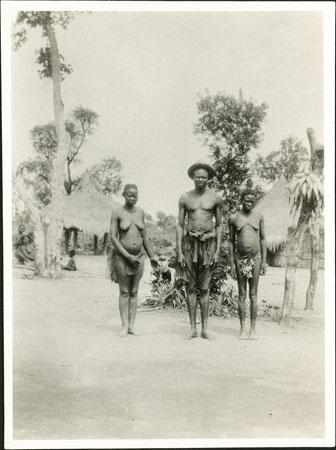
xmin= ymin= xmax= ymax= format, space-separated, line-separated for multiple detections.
xmin=255 ymin=175 xmax=298 ymax=251
xmin=43 ymin=172 xmax=121 ymax=236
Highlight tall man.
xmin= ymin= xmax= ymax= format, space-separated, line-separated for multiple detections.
xmin=176 ymin=160 xmax=223 ymax=339
xmin=229 ymin=189 xmax=267 ymax=340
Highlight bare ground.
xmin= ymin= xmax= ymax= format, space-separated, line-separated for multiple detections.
xmin=12 ymin=256 xmax=325 ymax=440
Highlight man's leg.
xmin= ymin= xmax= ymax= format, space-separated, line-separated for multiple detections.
xmin=248 ymin=258 xmax=261 ymax=339
xmin=199 ymin=288 xmax=213 ymax=340
xmin=186 ymin=285 xmax=198 ymax=338
xmin=235 ymin=258 xmax=248 ymax=339
xmin=117 ymin=276 xmax=131 ymax=337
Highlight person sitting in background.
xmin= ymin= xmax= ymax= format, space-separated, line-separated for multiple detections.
xmin=15 ymin=232 xmax=36 ymax=265
xmin=158 ymin=254 xmax=172 ymax=284
xmin=62 ymin=249 xmax=77 ymax=271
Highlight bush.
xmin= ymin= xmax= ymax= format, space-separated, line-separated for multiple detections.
xmin=142 ymin=278 xmax=239 ymax=318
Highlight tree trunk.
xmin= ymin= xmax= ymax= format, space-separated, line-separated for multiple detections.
xmin=43 ymin=20 xmax=69 ymax=278
xmin=305 ymin=218 xmax=320 ymax=310
xmin=305 ymin=128 xmax=321 ymax=310
xmin=279 ymin=215 xmax=308 ymax=326
xmin=102 ymin=233 xmax=109 ymax=255
xmin=15 ymin=178 xmax=46 ymax=276
xmin=94 ymin=235 xmax=99 ymax=255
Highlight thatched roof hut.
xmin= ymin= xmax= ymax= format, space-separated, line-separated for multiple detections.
xmin=254 ymin=175 xmax=298 ymax=251
xmin=43 ymin=172 xmax=121 ymax=237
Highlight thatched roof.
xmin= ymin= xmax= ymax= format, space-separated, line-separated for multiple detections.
xmin=254 ymin=175 xmax=298 ymax=251
xmin=43 ymin=172 xmax=121 ymax=236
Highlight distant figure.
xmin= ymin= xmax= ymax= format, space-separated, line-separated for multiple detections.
xmin=176 ymin=159 xmax=223 ymax=340
xmin=229 ymin=189 xmax=267 ymax=340
xmin=14 ymin=229 xmax=36 ymax=265
xmin=157 ymin=254 xmax=172 ymax=284
xmin=62 ymin=249 xmax=77 ymax=271
xmin=109 ymin=184 xmax=158 ymax=337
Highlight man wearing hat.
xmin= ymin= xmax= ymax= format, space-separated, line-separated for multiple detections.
xmin=176 ymin=159 xmax=223 ymax=339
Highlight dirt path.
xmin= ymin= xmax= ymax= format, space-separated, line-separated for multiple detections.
xmin=12 ymin=256 xmax=325 ymax=440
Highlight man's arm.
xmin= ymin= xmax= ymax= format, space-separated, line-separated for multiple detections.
xmin=212 ymin=193 xmax=223 ymax=265
xmin=176 ymin=194 xmax=187 ymax=267
xmin=259 ymin=214 xmax=267 ymax=275
xmin=141 ymin=209 xmax=158 ymax=267
xmin=228 ymin=215 xmax=237 ymax=278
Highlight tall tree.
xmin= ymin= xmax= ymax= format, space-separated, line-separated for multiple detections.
xmin=252 ymin=135 xmax=308 ymax=183
xmin=14 ymin=11 xmax=75 ymax=277
xmin=279 ymin=128 xmax=324 ymax=325
xmin=194 ymin=90 xmax=268 ymax=214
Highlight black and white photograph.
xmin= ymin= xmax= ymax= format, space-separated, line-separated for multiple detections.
xmin=2 ymin=1 xmax=335 ymax=448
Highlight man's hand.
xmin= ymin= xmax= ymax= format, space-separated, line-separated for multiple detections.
xmin=150 ymin=256 xmax=159 ymax=268
xmin=127 ymin=255 xmax=141 ymax=267
xmin=178 ymin=252 xmax=185 ymax=268
xmin=229 ymin=265 xmax=237 ymax=279
xmin=210 ymin=252 xmax=220 ymax=266
xmin=260 ymin=262 xmax=267 ymax=276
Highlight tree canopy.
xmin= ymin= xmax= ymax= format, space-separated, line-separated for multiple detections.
xmin=88 ymin=157 xmax=123 ymax=197
xmin=252 ymin=135 xmax=309 ymax=183
xmin=17 ymin=106 xmax=99 ymax=204
xmin=194 ymin=90 xmax=268 ymax=214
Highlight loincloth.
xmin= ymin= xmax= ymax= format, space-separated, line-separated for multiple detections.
xmin=235 ymin=251 xmax=261 ymax=279
xmin=175 ymin=228 xmax=217 ymax=289
xmin=107 ymin=248 xmax=145 ymax=283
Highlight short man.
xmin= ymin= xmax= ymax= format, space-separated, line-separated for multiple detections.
xmin=229 ymin=189 xmax=267 ymax=340
xmin=176 ymin=159 xmax=223 ymax=339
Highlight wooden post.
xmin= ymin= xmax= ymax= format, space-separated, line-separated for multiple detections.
xmin=305 ymin=218 xmax=320 ymax=310
xmin=94 ymin=234 xmax=99 ymax=255
xmin=73 ymin=229 xmax=78 ymax=250
xmin=102 ymin=232 xmax=109 ymax=255
xmin=279 ymin=208 xmax=309 ymax=326
xmin=64 ymin=228 xmax=70 ymax=254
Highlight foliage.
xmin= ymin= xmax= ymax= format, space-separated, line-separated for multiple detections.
xmin=194 ymin=90 xmax=268 ymax=215
xmin=142 ymin=282 xmax=186 ymax=310
xmin=252 ymin=136 xmax=308 ymax=183
xmin=13 ymin=11 xmax=75 ymax=49
xmin=208 ymin=283 xmax=239 ymax=317
xmin=16 ymin=157 xmax=53 ymax=207
xmin=146 ymin=211 xmax=177 ymax=255
xmin=88 ymin=157 xmax=123 ymax=197
xmin=35 ymin=46 xmax=73 ymax=80
xmin=13 ymin=12 xmax=75 ymax=80
xmin=287 ymin=172 xmax=324 ymax=221
xmin=17 ymin=106 xmax=100 ymax=204
xmin=142 ymin=278 xmax=239 ymax=318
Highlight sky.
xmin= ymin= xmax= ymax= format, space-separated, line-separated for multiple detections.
xmin=10 ymin=8 xmax=324 ymax=217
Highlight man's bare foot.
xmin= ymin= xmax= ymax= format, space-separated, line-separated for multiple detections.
xmin=238 ymin=331 xmax=249 ymax=340
xmin=200 ymin=330 xmax=215 ymax=340
xmin=187 ymin=329 xmax=198 ymax=339
xmin=117 ymin=328 xmax=128 ymax=337
xmin=249 ymin=330 xmax=258 ymax=340
xmin=128 ymin=328 xmax=140 ymax=336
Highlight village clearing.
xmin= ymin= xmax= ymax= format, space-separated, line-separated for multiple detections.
xmin=12 ymin=256 xmax=325 ymax=440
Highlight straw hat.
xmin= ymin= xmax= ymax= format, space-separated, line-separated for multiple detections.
xmin=187 ymin=159 xmax=216 ymax=179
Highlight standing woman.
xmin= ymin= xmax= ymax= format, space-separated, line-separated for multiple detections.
xmin=109 ymin=184 xmax=158 ymax=336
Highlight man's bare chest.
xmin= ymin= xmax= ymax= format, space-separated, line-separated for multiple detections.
xmin=186 ymin=197 xmax=216 ymax=213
